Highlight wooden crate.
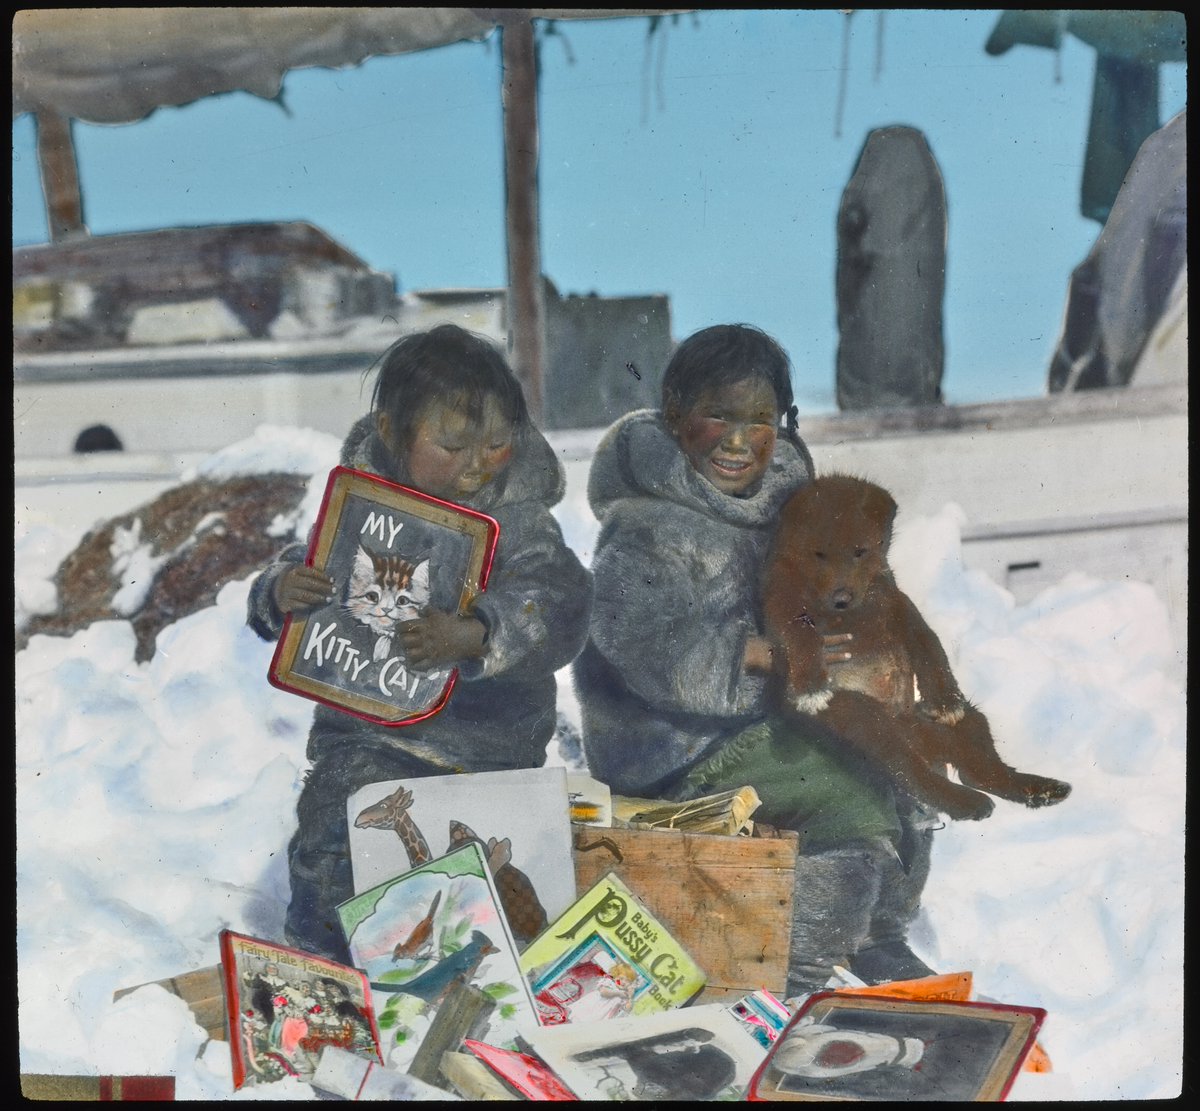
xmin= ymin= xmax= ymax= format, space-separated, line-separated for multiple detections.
xmin=572 ymin=825 xmax=798 ymax=1002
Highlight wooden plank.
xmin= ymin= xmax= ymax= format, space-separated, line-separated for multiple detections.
xmin=572 ymin=826 xmax=797 ymax=997
xmin=440 ymin=1050 xmax=522 ymax=1100
xmin=113 ymin=964 xmax=227 ymax=1041
xmin=500 ymin=14 xmax=546 ymax=422
xmin=409 ymin=980 xmax=495 ymax=1088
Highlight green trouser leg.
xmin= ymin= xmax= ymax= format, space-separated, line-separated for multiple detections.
xmin=684 ymin=719 xmax=907 ymax=998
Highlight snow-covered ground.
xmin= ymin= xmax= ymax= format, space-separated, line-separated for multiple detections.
xmin=15 ymin=424 xmax=1185 ymax=1100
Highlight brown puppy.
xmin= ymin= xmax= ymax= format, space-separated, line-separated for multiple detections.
xmin=763 ymin=474 xmax=1071 ymax=820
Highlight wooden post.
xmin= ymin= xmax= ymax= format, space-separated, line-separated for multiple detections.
xmin=500 ymin=12 xmax=545 ymax=423
xmin=407 ymin=979 xmax=495 ymax=1087
xmin=34 ymin=109 xmax=87 ymax=242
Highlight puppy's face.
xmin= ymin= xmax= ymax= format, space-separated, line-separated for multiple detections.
xmin=775 ymin=476 xmax=896 ymax=614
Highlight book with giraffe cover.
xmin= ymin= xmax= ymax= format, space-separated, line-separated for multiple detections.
xmin=345 ymin=767 xmax=576 ymax=951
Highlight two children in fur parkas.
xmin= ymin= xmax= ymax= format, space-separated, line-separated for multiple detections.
xmin=574 ymin=324 xmax=941 ymax=998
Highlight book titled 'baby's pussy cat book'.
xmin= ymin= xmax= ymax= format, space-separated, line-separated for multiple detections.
xmin=519 ymin=872 xmax=707 ymax=1026
xmin=269 ymin=466 xmax=499 ymax=726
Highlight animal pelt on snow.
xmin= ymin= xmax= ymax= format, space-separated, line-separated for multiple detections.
xmin=762 ymin=474 xmax=1071 ymax=821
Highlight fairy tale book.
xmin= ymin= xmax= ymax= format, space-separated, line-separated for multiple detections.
xmin=269 ymin=466 xmax=499 ymax=726
xmin=519 ymin=872 xmax=707 ymax=1026
xmin=218 ymin=930 xmax=383 ymax=1091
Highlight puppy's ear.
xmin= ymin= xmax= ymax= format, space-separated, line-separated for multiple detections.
xmin=861 ymin=482 xmax=898 ymax=552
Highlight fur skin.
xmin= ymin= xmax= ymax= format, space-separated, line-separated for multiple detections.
xmin=763 ymin=474 xmax=1071 ymax=821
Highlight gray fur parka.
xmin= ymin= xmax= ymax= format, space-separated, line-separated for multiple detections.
xmin=248 ymin=415 xmax=593 ymax=772
xmin=574 ymin=408 xmax=813 ymax=796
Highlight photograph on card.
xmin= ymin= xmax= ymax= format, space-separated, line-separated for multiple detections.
xmin=748 ymin=991 xmax=1045 ymax=1101
xmin=523 ymin=1003 xmax=765 ymax=1101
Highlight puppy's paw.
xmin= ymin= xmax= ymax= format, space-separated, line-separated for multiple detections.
xmin=939 ymin=789 xmax=995 ymax=822
xmin=1014 ymin=774 xmax=1072 ymax=808
xmin=792 ymin=686 xmax=834 ymax=715
xmin=920 ymin=698 xmax=966 ymax=726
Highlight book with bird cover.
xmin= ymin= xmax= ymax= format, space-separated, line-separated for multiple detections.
xmin=336 ymin=840 xmax=539 ymax=1075
xmin=218 ymin=930 xmax=382 ymax=1091
xmin=519 ymin=871 xmax=707 ymax=1027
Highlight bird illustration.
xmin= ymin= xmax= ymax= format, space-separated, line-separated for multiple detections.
xmin=391 ymin=890 xmax=442 ymax=962
xmin=370 ymin=930 xmax=499 ymax=1006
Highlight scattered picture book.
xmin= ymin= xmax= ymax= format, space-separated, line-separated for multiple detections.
xmin=337 ymin=840 xmax=539 ymax=1074
xmin=218 ymin=929 xmax=383 ymax=1091
xmin=310 ymin=1045 xmax=457 ymax=1101
xmin=519 ymin=871 xmax=706 ymax=1026
xmin=347 ymin=767 xmax=577 ymax=949
xmin=521 ymin=1001 xmax=767 ymax=1101
xmin=611 ymin=785 xmax=762 ymax=836
xmin=747 ymin=991 xmax=1046 ymax=1102
xmin=269 ymin=466 xmax=499 ymax=726
xmin=566 ymin=773 xmax=612 ymax=826
xmin=463 ymin=1039 xmax=580 ymax=1100
xmin=728 ymin=988 xmax=793 ymax=1048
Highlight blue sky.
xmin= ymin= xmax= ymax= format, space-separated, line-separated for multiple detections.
xmin=11 ymin=9 xmax=1186 ymax=411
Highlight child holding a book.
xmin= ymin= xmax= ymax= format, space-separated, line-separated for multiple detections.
xmin=574 ymin=323 xmax=939 ymax=997
xmin=248 ymin=324 xmax=592 ymax=962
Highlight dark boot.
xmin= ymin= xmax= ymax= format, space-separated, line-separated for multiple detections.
xmin=786 ymin=839 xmax=890 ymax=998
xmin=848 ymin=801 xmax=938 ymax=984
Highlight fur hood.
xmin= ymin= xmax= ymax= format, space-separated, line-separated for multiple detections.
xmin=247 ymin=412 xmax=591 ymax=773
xmin=587 ymin=408 xmax=812 ymax=528
xmin=575 ymin=408 xmax=815 ymax=797
xmin=341 ymin=414 xmax=567 ymax=512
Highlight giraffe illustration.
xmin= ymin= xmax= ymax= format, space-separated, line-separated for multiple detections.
xmin=354 ymin=785 xmax=431 ymax=869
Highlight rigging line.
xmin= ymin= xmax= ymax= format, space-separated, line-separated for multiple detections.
xmin=835 ymin=9 xmax=854 ymax=139
xmin=874 ymin=10 xmax=885 ymax=82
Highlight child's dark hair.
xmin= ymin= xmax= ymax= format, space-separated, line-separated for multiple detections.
xmin=661 ymin=323 xmax=809 ymax=456
xmin=368 ymin=324 xmax=529 ymax=448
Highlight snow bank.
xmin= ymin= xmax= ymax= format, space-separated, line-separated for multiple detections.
xmin=16 ymin=427 xmax=1185 ymax=1099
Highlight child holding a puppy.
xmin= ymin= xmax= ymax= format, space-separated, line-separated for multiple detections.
xmin=248 ymin=324 xmax=592 ymax=963
xmin=574 ymin=322 xmax=939 ymax=997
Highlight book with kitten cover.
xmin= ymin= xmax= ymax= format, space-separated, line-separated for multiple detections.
xmin=519 ymin=871 xmax=706 ymax=1027
xmin=268 ymin=465 xmax=499 ymax=726
xmin=218 ymin=930 xmax=383 ymax=1091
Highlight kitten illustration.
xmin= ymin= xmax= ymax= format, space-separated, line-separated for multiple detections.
xmin=343 ymin=546 xmax=431 ymax=661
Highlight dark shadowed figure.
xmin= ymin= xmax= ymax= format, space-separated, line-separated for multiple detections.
xmin=835 ymin=126 xmax=946 ymax=411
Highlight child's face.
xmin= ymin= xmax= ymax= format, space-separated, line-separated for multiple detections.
xmin=667 ymin=376 xmax=779 ymax=497
xmin=379 ymin=393 xmax=514 ymax=501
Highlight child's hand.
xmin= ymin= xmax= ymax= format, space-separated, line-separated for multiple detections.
xmin=274 ymin=566 xmax=335 ymax=615
xmin=398 ymin=611 xmax=487 ymax=670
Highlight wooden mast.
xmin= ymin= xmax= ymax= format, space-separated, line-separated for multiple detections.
xmin=499 ymin=11 xmax=545 ymax=422
xmin=34 ymin=109 xmax=87 ymax=241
